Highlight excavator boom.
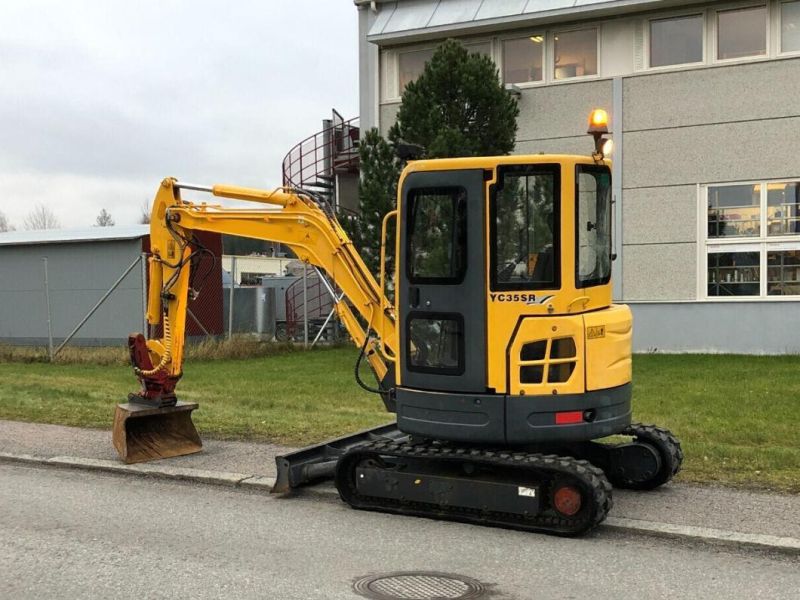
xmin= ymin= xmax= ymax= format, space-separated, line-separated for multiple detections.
xmin=116 ymin=178 xmax=397 ymax=462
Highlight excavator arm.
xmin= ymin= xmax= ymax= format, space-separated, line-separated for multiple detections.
xmin=129 ymin=177 xmax=397 ymax=407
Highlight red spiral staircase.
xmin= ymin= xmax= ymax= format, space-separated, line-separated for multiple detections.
xmin=280 ymin=109 xmax=360 ymax=338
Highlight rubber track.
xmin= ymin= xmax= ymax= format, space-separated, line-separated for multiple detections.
xmin=336 ymin=440 xmax=613 ymax=537
xmin=618 ymin=423 xmax=683 ymax=490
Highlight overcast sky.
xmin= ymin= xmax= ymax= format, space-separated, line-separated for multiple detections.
xmin=0 ymin=1 xmax=359 ymax=229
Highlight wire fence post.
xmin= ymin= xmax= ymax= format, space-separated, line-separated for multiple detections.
xmin=227 ymin=256 xmax=236 ymax=340
xmin=52 ymin=256 xmax=142 ymax=358
xmin=42 ymin=257 xmax=54 ymax=361
xmin=140 ymin=253 xmax=148 ymax=339
xmin=303 ymin=262 xmax=309 ymax=348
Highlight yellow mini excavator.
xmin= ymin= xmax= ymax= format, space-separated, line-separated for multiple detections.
xmin=114 ymin=109 xmax=682 ymax=536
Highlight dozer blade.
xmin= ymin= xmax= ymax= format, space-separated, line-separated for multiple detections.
xmin=113 ymin=401 xmax=202 ymax=464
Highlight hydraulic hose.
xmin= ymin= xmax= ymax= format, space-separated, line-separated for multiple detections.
xmin=354 ymin=330 xmax=383 ymax=395
xmin=135 ymin=312 xmax=172 ymax=376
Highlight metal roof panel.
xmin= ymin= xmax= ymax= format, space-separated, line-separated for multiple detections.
xmin=524 ymin=0 xmax=578 ymax=14
xmin=475 ymin=0 xmax=529 ymax=20
xmin=369 ymin=1 xmax=398 ymax=35
xmin=428 ymin=0 xmax=483 ymax=27
xmin=367 ymin=0 xmax=686 ymax=42
xmin=0 ymin=225 xmax=149 ymax=247
xmin=380 ymin=0 xmax=439 ymax=34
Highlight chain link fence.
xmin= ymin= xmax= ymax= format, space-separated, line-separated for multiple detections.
xmin=0 ymin=236 xmax=346 ymax=360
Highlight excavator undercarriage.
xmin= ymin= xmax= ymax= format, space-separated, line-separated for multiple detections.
xmin=273 ymin=421 xmax=681 ymax=536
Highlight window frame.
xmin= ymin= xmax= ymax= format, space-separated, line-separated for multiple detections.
xmin=699 ymin=178 xmax=800 ymax=300
xmin=713 ymin=3 xmax=770 ymax=64
xmin=405 ymin=311 xmax=466 ymax=376
xmin=645 ymin=12 xmax=707 ymax=70
xmin=550 ymin=26 xmax=601 ymax=82
xmin=383 ymin=37 xmax=497 ymax=103
xmin=489 ymin=164 xmax=562 ymax=292
xmin=778 ymin=0 xmax=800 ymax=57
xmin=406 ymin=185 xmax=469 ymax=286
xmin=499 ymin=32 xmax=547 ymax=88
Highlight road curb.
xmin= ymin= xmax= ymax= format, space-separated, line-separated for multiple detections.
xmin=2 ymin=451 xmax=798 ymax=556
xmin=0 ymin=451 xmax=271 ymax=489
xmin=604 ymin=517 xmax=800 ymax=556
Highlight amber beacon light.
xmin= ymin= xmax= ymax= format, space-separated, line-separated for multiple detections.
xmin=587 ymin=108 xmax=613 ymax=162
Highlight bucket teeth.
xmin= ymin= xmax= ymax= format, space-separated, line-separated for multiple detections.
xmin=113 ymin=401 xmax=202 ymax=464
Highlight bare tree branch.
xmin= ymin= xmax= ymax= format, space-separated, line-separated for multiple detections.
xmin=0 ymin=210 xmax=15 ymax=232
xmin=139 ymin=199 xmax=151 ymax=224
xmin=23 ymin=204 xmax=60 ymax=230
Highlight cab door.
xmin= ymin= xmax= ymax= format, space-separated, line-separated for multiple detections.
xmin=398 ymin=169 xmax=487 ymax=393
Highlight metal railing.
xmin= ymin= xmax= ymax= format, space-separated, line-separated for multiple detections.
xmin=281 ymin=109 xmax=360 ymax=189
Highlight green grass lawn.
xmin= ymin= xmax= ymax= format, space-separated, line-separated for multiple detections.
xmin=0 ymin=348 xmax=797 ymax=492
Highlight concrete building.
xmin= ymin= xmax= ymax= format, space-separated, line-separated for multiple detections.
xmin=355 ymin=0 xmax=800 ymax=353
xmin=222 ymin=255 xmax=296 ymax=285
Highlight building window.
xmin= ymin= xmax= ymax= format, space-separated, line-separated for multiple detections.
xmin=707 ymin=251 xmax=760 ymax=296
xmin=398 ymin=48 xmax=435 ymax=91
xmin=554 ymin=29 xmax=597 ymax=79
xmin=782 ymin=1 xmax=800 ymax=53
xmin=768 ymin=250 xmax=800 ymax=295
xmin=768 ymin=182 xmax=800 ymax=235
xmin=649 ymin=14 xmax=703 ymax=67
xmin=503 ymin=36 xmax=544 ymax=84
xmin=716 ymin=6 xmax=767 ymax=60
xmin=707 ymin=184 xmax=760 ymax=238
xmin=397 ymin=42 xmax=492 ymax=93
xmin=705 ymin=181 xmax=800 ymax=298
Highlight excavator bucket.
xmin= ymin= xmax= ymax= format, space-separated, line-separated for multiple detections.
xmin=112 ymin=402 xmax=202 ymax=464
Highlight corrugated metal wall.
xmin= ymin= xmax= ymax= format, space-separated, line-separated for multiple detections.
xmin=0 ymin=239 xmax=145 ymax=345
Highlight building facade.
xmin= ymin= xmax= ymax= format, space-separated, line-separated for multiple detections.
xmin=355 ymin=0 xmax=800 ymax=353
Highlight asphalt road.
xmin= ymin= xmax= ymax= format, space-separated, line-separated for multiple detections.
xmin=1 ymin=463 xmax=797 ymax=600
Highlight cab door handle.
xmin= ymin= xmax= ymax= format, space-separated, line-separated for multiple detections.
xmin=410 ymin=287 xmax=420 ymax=308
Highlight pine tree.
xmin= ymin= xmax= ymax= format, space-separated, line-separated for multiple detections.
xmin=95 ymin=208 xmax=115 ymax=227
xmin=389 ymin=39 xmax=519 ymax=158
xmin=340 ymin=128 xmax=402 ymax=283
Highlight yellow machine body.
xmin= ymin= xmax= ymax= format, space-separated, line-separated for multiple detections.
xmin=118 ymin=153 xmax=632 ymax=460
xmin=395 ymin=155 xmax=631 ymax=400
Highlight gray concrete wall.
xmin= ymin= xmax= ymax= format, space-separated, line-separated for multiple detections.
xmin=0 ymin=239 xmax=145 ymax=346
xmin=515 ymin=79 xmax=613 ymax=150
xmin=631 ymin=302 xmax=800 ymax=354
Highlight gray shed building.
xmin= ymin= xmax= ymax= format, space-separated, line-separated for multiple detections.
xmin=355 ymin=0 xmax=800 ymax=353
xmin=0 ymin=226 xmax=149 ymax=346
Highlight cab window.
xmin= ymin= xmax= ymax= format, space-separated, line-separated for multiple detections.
xmin=576 ymin=165 xmax=612 ymax=287
xmin=407 ymin=187 xmax=467 ymax=284
xmin=491 ymin=165 xmax=560 ymax=290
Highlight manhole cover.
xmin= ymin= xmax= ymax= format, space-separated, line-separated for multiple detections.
xmin=353 ymin=571 xmax=485 ymax=600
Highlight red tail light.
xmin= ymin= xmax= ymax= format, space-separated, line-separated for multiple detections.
xmin=555 ymin=411 xmax=583 ymax=425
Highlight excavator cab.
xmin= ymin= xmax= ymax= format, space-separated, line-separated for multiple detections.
xmin=393 ymin=156 xmax=631 ymax=446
